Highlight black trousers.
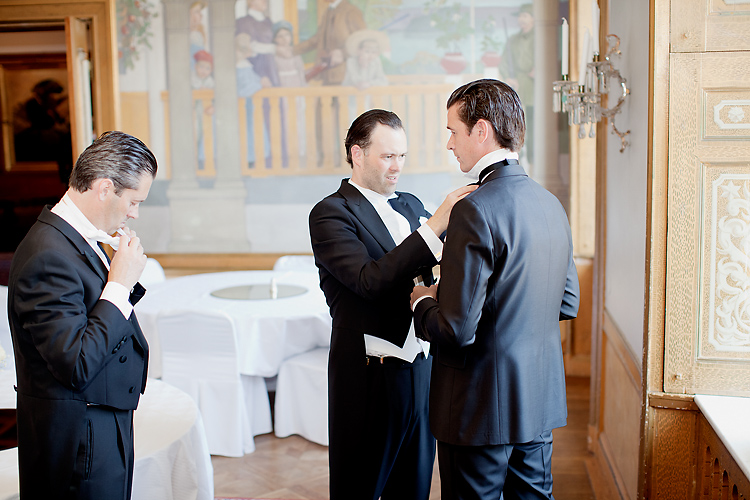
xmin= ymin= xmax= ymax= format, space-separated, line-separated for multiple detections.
xmin=329 ymin=353 xmax=435 ymax=500
xmin=68 ymin=405 xmax=134 ymax=500
xmin=438 ymin=430 xmax=555 ymax=500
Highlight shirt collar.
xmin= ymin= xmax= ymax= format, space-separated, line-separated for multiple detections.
xmin=463 ymin=148 xmax=519 ymax=182
xmin=329 ymin=0 xmax=344 ymax=9
xmin=51 ymin=191 xmax=120 ymax=249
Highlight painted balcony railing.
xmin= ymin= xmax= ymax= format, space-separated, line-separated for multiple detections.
xmin=157 ymin=83 xmax=458 ymax=178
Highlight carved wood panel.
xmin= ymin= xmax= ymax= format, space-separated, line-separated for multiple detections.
xmin=698 ymin=414 xmax=750 ymax=499
xmin=664 ymin=51 xmax=750 ymax=395
xmin=671 ymin=0 xmax=750 ymax=53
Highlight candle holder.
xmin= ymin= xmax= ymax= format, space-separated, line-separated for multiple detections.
xmin=552 ymin=34 xmax=631 ymax=152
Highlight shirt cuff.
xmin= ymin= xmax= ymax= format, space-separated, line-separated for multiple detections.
xmin=411 ymin=294 xmax=433 ymax=312
xmin=417 ymin=223 xmax=443 ymax=261
xmin=102 ymin=282 xmax=133 ymax=319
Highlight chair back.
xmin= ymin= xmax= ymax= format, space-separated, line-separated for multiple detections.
xmin=140 ymin=258 xmax=166 ymax=286
xmin=156 ymin=309 xmax=239 ymax=382
xmin=272 ymin=255 xmax=316 ymax=273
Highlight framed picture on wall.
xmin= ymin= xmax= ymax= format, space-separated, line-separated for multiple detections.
xmin=0 ymin=53 xmax=71 ymax=173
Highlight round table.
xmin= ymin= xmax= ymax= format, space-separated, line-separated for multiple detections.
xmin=134 ymin=270 xmax=332 ymax=379
xmin=0 ymin=379 xmax=214 ymax=500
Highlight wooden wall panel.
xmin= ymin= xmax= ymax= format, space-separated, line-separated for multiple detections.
xmin=601 ymin=323 xmax=642 ymax=500
xmin=120 ymin=92 xmax=150 ymax=146
xmin=650 ymin=406 xmax=698 ymax=500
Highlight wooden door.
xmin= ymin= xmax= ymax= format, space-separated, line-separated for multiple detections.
xmin=66 ymin=16 xmax=94 ymax=158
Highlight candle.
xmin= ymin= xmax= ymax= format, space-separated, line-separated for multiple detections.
xmin=579 ymin=28 xmax=590 ymax=83
xmin=592 ymin=1 xmax=600 ymax=55
xmin=561 ymin=18 xmax=569 ymax=76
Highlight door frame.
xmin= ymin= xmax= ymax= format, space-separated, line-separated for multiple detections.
xmin=0 ymin=0 xmax=119 ymax=160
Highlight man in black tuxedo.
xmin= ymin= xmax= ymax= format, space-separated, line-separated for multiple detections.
xmin=309 ymin=109 xmax=475 ymax=500
xmin=411 ymin=79 xmax=580 ymax=500
xmin=8 ymin=131 xmax=156 ymax=499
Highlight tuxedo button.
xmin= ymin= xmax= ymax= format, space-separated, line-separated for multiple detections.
xmin=119 ymin=355 xmax=127 ymax=363
xmin=129 ymin=386 xmax=135 ymax=393
xmin=121 ymin=336 xmax=128 ymax=343
xmin=112 ymin=346 xmax=119 ymax=354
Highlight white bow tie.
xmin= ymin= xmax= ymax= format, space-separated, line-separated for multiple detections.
xmin=82 ymin=227 xmax=124 ymax=251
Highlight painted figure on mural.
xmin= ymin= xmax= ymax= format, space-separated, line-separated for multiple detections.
xmin=498 ymin=3 xmax=534 ymax=170
xmin=273 ymin=20 xmax=307 ymax=159
xmin=235 ymin=0 xmax=280 ymax=86
xmin=189 ymin=1 xmax=208 ymax=70
xmin=236 ymin=32 xmax=272 ymax=167
xmin=342 ymin=29 xmax=389 ymax=91
xmin=292 ymin=0 xmax=365 ymax=86
xmin=191 ymin=49 xmax=215 ymax=170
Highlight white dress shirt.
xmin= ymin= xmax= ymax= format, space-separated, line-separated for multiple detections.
xmin=51 ymin=192 xmax=133 ymax=319
xmin=349 ymin=180 xmax=437 ymax=362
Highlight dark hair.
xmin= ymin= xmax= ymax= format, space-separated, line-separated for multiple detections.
xmin=69 ymin=131 xmax=158 ymax=195
xmin=446 ymin=79 xmax=525 ymax=152
xmin=344 ymin=109 xmax=403 ymax=167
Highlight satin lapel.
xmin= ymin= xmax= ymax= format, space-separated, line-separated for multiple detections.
xmin=338 ymin=180 xmax=397 ymax=252
xmin=38 ymin=207 xmax=109 ymax=283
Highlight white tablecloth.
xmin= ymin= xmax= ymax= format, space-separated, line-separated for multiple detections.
xmin=135 ymin=271 xmax=332 ymax=378
xmin=0 ymin=379 xmax=213 ymax=500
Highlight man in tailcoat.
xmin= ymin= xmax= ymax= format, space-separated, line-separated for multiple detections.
xmin=8 ymin=131 xmax=156 ymax=499
xmin=411 ymin=79 xmax=580 ymax=500
xmin=309 ymin=109 xmax=474 ymax=500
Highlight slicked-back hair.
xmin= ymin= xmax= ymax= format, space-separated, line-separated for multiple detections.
xmin=69 ymin=131 xmax=158 ymax=195
xmin=344 ymin=109 xmax=403 ymax=167
xmin=447 ymin=79 xmax=526 ymax=152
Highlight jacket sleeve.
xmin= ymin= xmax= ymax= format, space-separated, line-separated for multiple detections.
xmin=559 ymin=228 xmax=580 ymax=321
xmin=14 ymin=247 xmax=138 ymax=391
xmin=309 ymin=198 xmax=437 ymax=301
xmin=414 ymin=197 xmax=492 ymax=348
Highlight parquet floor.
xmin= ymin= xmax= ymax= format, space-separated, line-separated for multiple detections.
xmin=212 ymin=376 xmax=595 ymax=500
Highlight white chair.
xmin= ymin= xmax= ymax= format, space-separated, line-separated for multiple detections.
xmin=272 ymin=255 xmax=317 ymax=273
xmin=140 ymin=258 xmax=166 ymax=286
xmin=156 ymin=309 xmax=272 ymax=457
xmin=274 ymin=347 xmax=329 ymax=446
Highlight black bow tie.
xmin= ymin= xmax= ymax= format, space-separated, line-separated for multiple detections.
xmin=388 ymin=195 xmax=419 ymax=233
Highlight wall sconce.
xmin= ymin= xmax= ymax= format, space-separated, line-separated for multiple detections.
xmin=553 ymin=34 xmax=631 ymax=153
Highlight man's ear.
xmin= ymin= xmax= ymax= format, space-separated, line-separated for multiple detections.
xmin=351 ymin=144 xmax=363 ymax=166
xmin=94 ymin=178 xmax=114 ymax=200
xmin=475 ymin=119 xmax=493 ymax=145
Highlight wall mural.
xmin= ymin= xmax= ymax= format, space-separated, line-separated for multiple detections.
xmin=115 ymin=0 xmax=568 ymax=253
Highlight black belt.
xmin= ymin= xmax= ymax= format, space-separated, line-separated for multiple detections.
xmin=365 ymin=353 xmax=425 ymax=366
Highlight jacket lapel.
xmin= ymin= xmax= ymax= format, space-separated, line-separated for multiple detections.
xmin=481 ymin=161 xmax=528 ymax=185
xmin=337 ymin=180 xmax=397 ymax=252
xmin=38 ymin=207 xmax=109 ymax=283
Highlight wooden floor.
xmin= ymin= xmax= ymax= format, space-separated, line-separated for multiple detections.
xmin=212 ymin=376 xmax=595 ymax=500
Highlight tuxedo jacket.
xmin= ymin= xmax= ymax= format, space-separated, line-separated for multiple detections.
xmin=309 ymin=179 xmax=438 ymax=494
xmin=414 ymin=161 xmax=580 ymax=447
xmin=8 ymin=207 xmax=149 ymax=497
xmin=309 ymin=179 xmax=437 ymax=381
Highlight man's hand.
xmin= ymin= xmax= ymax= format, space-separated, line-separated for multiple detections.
xmin=329 ymin=48 xmax=344 ymax=66
xmin=426 ymin=184 xmax=478 ymax=236
xmin=108 ymin=228 xmax=147 ymax=291
xmin=410 ymin=284 xmax=437 ymax=309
